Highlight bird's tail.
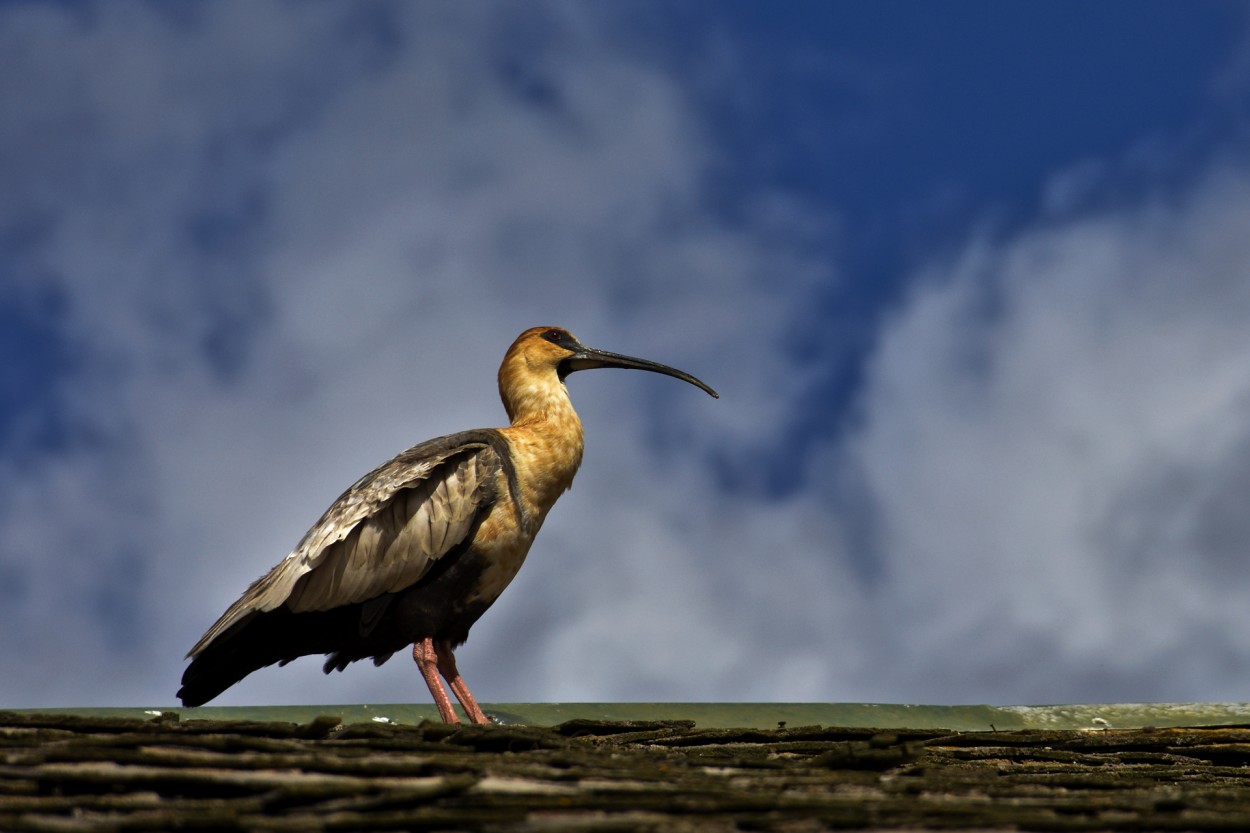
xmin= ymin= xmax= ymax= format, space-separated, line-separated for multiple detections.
xmin=177 ymin=607 xmax=356 ymax=707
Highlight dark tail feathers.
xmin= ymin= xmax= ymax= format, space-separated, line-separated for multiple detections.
xmin=177 ymin=606 xmax=391 ymax=706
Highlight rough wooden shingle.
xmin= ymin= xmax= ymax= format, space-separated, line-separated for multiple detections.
xmin=5 ymin=711 xmax=1250 ymax=830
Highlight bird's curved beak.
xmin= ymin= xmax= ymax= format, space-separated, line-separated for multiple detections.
xmin=561 ymin=345 xmax=719 ymax=398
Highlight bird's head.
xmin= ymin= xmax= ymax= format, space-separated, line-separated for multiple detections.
xmin=498 ymin=326 xmax=718 ymax=423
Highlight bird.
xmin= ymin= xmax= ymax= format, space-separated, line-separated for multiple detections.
xmin=177 ymin=326 xmax=718 ymax=723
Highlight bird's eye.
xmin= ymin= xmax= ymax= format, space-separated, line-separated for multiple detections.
xmin=539 ymin=328 xmax=579 ymax=351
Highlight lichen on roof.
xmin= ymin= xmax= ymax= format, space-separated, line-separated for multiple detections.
xmin=4 ymin=710 xmax=1250 ymax=831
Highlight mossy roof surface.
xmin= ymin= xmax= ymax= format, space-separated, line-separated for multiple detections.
xmin=5 ymin=709 xmax=1250 ymax=831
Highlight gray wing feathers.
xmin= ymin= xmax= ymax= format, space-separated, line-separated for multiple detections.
xmin=286 ymin=453 xmax=487 ymax=611
xmin=188 ymin=439 xmax=498 ymax=657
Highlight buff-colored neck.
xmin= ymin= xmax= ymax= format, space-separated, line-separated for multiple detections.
xmin=497 ymin=350 xmax=586 ymax=524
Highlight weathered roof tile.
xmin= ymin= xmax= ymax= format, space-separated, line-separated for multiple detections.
xmin=6 ymin=710 xmax=1250 ymax=830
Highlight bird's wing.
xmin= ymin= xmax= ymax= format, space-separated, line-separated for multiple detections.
xmin=188 ymin=431 xmax=513 ymax=657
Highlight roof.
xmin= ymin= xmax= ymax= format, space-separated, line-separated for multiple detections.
xmin=25 ymin=699 xmax=1250 ymax=730
xmin=5 ymin=707 xmax=1250 ymax=830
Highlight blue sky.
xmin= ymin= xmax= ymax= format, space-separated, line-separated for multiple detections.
xmin=4 ymin=1 xmax=1250 ymax=709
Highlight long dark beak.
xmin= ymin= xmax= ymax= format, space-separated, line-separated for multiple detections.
xmin=561 ymin=346 xmax=719 ymax=398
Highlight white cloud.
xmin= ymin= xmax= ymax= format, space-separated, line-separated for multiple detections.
xmin=846 ymin=162 xmax=1250 ymax=704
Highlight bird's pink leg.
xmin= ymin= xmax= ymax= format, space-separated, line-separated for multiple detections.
xmin=434 ymin=640 xmax=490 ymax=725
xmin=412 ymin=638 xmax=459 ymax=724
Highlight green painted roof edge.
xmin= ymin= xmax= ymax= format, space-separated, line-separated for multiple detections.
xmin=12 ymin=701 xmax=1250 ymax=731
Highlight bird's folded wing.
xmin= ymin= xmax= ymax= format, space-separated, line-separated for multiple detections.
xmin=187 ymin=434 xmax=502 ymax=657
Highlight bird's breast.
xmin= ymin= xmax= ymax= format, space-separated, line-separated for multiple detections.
xmin=461 ymin=419 xmax=584 ymax=606
xmin=463 ymin=521 xmax=536 ymax=607
xmin=501 ymin=417 xmax=584 ymax=529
